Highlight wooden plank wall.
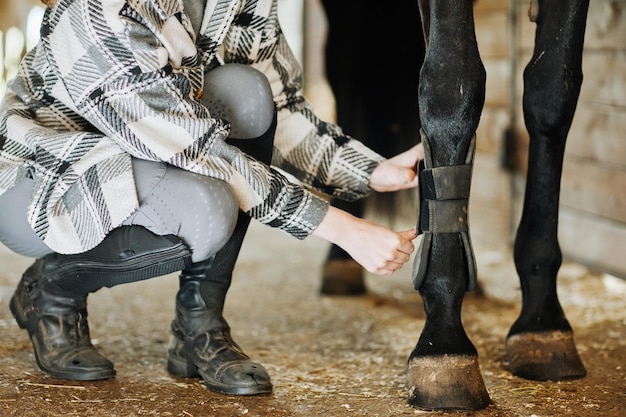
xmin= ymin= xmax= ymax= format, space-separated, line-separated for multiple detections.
xmin=471 ymin=0 xmax=515 ymax=253
xmin=472 ymin=0 xmax=626 ymax=278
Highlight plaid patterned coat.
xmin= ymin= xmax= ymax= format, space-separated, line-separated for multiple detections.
xmin=0 ymin=0 xmax=384 ymax=254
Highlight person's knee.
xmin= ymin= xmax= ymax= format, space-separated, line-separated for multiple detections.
xmin=202 ymin=64 xmax=275 ymax=139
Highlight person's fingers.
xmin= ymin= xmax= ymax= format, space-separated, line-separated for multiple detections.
xmin=414 ymin=143 xmax=425 ymax=161
xmin=390 ymin=252 xmax=410 ymax=265
xmin=399 ymin=228 xmax=417 ymax=239
xmin=371 ymin=265 xmax=398 ymax=276
xmin=395 ymin=144 xmax=423 ymax=169
xmin=403 ymin=168 xmax=418 ymax=186
xmin=383 ymin=165 xmax=412 ymax=185
xmin=375 ymin=248 xmax=412 ymax=274
xmin=390 ymin=144 xmax=420 ymax=165
xmin=397 ymin=229 xmax=417 ymax=254
xmin=375 ymin=258 xmax=408 ymax=275
xmin=394 ymin=168 xmax=418 ymax=190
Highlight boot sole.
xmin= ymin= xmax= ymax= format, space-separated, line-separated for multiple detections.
xmin=167 ymin=352 xmax=272 ymax=395
xmin=34 ymin=356 xmax=116 ymax=381
xmin=167 ymin=355 xmax=201 ymax=378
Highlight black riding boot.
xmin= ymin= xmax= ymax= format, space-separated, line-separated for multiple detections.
xmin=165 ymin=110 xmax=277 ymax=395
xmin=167 ymin=221 xmax=272 ymax=396
xmin=10 ymin=226 xmax=191 ymax=380
xmin=10 ymin=258 xmax=115 ymax=380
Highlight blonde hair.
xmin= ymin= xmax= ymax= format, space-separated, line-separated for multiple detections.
xmin=41 ymin=0 xmax=57 ymax=6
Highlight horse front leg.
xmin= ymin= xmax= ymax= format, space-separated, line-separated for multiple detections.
xmin=407 ymin=0 xmax=489 ymax=411
xmin=507 ymin=0 xmax=589 ymax=381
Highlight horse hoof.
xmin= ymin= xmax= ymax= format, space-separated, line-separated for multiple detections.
xmin=407 ymin=354 xmax=491 ymax=411
xmin=506 ymin=330 xmax=587 ymax=381
xmin=320 ymin=259 xmax=366 ymax=295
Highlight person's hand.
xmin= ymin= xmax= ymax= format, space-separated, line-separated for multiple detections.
xmin=312 ymin=207 xmax=417 ymax=276
xmin=368 ymin=143 xmax=424 ymax=192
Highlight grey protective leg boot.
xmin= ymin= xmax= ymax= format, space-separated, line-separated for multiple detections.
xmin=167 ymin=257 xmax=273 ymax=396
xmin=10 ymin=226 xmax=191 ymax=380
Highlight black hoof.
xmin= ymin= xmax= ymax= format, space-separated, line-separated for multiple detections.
xmin=506 ymin=330 xmax=587 ymax=381
xmin=407 ymin=354 xmax=491 ymax=411
xmin=320 ymin=259 xmax=366 ymax=296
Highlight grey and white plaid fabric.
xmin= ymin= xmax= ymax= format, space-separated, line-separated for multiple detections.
xmin=0 ymin=0 xmax=384 ymax=254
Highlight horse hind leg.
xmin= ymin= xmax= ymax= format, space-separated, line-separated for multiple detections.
xmin=407 ymin=0 xmax=489 ymax=411
xmin=507 ymin=0 xmax=590 ymax=381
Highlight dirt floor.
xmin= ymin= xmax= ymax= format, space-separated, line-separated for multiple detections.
xmin=0 ymin=219 xmax=624 ymax=417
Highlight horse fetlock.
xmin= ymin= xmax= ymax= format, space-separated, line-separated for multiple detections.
xmin=407 ymin=354 xmax=491 ymax=411
xmin=506 ymin=330 xmax=587 ymax=381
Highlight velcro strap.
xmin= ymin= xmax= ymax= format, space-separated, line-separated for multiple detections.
xmin=419 ymin=161 xmax=473 ymax=202
xmin=423 ymin=165 xmax=473 ymax=200
xmin=419 ymin=199 xmax=469 ymax=233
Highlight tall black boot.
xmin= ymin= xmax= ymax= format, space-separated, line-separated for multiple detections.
xmin=166 ymin=214 xmax=272 ymax=395
xmin=10 ymin=226 xmax=191 ymax=380
xmin=165 ymin=111 xmax=277 ymax=395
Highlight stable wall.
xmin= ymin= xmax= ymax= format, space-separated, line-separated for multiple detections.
xmin=473 ymin=0 xmax=626 ymax=278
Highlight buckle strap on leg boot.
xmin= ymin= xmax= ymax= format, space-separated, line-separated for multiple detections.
xmin=412 ymin=130 xmax=478 ymax=292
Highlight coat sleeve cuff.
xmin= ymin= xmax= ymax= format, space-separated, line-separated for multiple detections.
xmin=263 ymin=188 xmax=329 ymax=240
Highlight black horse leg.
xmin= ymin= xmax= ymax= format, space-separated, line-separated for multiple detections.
xmin=407 ymin=0 xmax=489 ymax=411
xmin=507 ymin=0 xmax=589 ymax=381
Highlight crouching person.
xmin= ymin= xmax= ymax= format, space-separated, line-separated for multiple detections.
xmin=0 ymin=0 xmax=423 ymax=396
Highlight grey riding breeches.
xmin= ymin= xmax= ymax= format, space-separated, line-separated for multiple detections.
xmin=0 ymin=162 xmax=238 ymax=263
xmin=121 ymin=159 xmax=238 ymax=262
